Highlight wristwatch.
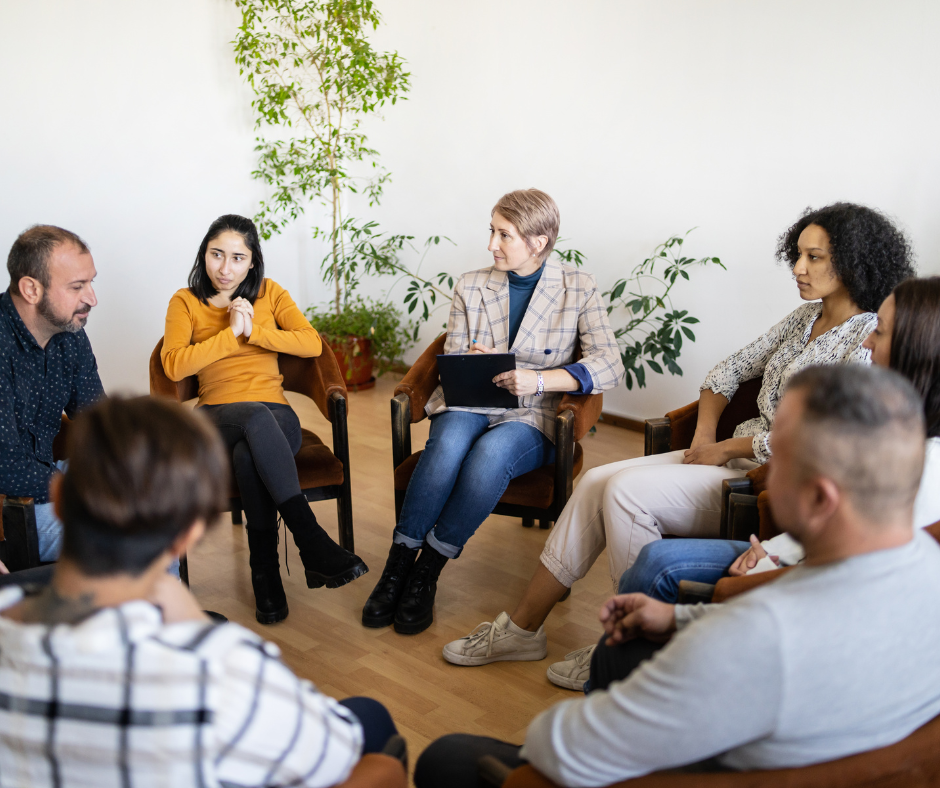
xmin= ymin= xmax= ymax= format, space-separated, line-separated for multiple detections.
xmin=536 ymin=372 xmax=544 ymax=396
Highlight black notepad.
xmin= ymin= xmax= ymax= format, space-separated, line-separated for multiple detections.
xmin=437 ymin=353 xmax=519 ymax=409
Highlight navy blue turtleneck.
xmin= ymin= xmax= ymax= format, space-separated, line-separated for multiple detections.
xmin=506 ymin=267 xmax=592 ymax=394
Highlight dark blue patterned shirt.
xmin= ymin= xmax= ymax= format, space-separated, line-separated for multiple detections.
xmin=0 ymin=291 xmax=103 ymax=502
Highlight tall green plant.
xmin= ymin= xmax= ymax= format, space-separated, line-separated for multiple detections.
xmin=604 ymin=230 xmax=725 ymax=389
xmin=232 ymin=0 xmax=410 ymax=314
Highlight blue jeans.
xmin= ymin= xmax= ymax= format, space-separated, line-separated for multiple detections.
xmin=395 ymin=411 xmax=555 ymax=558
xmin=617 ymin=538 xmax=751 ymax=602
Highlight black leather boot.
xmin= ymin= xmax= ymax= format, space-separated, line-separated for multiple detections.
xmin=394 ymin=544 xmax=449 ymax=635
xmin=362 ymin=542 xmax=420 ymax=628
xmin=246 ymin=528 xmax=288 ymax=625
xmin=278 ymin=494 xmax=368 ymax=588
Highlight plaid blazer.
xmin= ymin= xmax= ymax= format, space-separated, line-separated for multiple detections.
xmin=426 ymin=256 xmax=623 ymax=439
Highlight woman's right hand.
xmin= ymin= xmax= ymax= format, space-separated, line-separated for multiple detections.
xmin=469 ymin=340 xmax=495 ymax=354
xmin=229 ymin=305 xmax=245 ymax=337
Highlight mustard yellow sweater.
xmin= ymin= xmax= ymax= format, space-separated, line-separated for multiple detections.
xmin=161 ymin=279 xmax=322 ymax=406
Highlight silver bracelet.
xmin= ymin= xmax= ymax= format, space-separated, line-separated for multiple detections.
xmin=536 ymin=372 xmax=544 ymax=396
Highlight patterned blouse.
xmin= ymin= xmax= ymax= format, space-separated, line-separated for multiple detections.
xmin=701 ymin=302 xmax=877 ymax=464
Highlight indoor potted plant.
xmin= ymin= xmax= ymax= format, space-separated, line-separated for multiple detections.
xmin=233 ymin=0 xmax=411 ymax=385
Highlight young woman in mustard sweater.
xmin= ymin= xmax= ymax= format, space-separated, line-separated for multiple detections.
xmin=162 ymin=214 xmax=368 ymax=623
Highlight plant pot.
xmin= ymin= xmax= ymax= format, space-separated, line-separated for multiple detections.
xmin=328 ymin=336 xmax=376 ymax=390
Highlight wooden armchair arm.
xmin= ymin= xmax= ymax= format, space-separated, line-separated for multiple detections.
xmin=745 ymin=462 xmax=769 ymax=494
xmin=333 ymin=754 xmax=406 ymax=788
xmin=394 ymin=334 xmax=446 ymax=424
xmin=644 ymin=401 xmax=698 ymax=456
xmin=712 ymin=566 xmax=794 ymax=603
xmin=559 ymin=392 xmax=603 ymax=442
xmin=278 ymin=346 xmax=348 ymax=423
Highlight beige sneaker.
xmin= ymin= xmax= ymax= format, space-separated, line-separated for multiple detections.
xmin=546 ymin=644 xmax=595 ymax=691
xmin=442 ymin=611 xmax=547 ymax=666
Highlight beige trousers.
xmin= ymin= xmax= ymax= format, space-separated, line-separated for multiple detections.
xmin=539 ymin=450 xmax=755 ymax=588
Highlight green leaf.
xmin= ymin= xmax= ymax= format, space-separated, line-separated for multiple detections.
xmin=681 ymin=326 xmax=695 ymax=341
xmin=635 ymin=364 xmax=646 ymax=388
xmin=646 ymin=359 xmax=663 ymax=374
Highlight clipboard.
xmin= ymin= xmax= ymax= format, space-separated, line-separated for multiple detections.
xmin=437 ymin=353 xmax=519 ymax=409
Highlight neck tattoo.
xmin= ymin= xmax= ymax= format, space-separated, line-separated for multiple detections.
xmin=23 ymin=586 xmax=101 ymax=625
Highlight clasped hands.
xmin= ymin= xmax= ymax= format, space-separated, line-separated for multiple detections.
xmin=470 ymin=341 xmax=539 ymax=396
xmin=229 ymin=297 xmax=254 ymax=338
xmin=600 ymin=593 xmax=677 ymax=647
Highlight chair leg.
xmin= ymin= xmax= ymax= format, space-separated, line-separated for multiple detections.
xmin=336 ymin=492 xmax=355 ymax=553
xmin=539 ymin=519 xmax=552 ymax=530
xmin=522 ymin=516 xmax=535 ymax=528
xmin=231 ymin=509 xmax=243 ymax=526
xmin=179 ymin=553 xmax=190 ymax=587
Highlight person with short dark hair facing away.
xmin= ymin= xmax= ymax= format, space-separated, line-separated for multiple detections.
xmin=416 ymin=364 xmax=940 ymax=786
xmin=161 ymin=215 xmax=367 ymax=625
xmin=0 ymin=396 xmax=401 ymax=786
xmin=0 ymin=225 xmax=103 ymax=569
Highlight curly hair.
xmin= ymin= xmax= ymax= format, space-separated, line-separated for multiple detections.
xmin=774 ymin=203 xmax=915 ymax=313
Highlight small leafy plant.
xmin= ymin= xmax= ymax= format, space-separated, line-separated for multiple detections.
xmin=305 ymin=296 xmax=408 ymax=375
xmin=604 ymin=230 xmax=725 ymax=389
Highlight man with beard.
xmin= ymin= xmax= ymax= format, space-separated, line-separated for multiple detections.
xmin=0 ymin=225 xmax=103 ymax=567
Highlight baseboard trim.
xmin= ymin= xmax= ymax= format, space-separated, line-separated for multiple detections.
xmin=599 ymin=412 xmax=645 ymax=433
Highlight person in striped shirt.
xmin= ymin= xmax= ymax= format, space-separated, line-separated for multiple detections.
xmin=0 ymin=395 xmax=402 ymax=788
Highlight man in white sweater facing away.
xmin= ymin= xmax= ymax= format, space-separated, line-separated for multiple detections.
xmin=415 ymin=364 xmax=940 ymax=787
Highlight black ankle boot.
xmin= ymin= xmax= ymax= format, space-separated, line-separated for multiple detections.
xmin=362 ymin=542 xmax=420 ymax=628
xmin=278 ymin=494 xmax=369 ymax=588
xmin=394 ymin=544 xmax=449 ymax=635
xmin=246 ymin=528 xmax=288 ymax=625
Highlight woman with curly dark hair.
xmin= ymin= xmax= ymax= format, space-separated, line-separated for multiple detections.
xmin=443 ymin=202 xmax=915 ymax=690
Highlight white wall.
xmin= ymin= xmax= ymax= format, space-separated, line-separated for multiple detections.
xmin=2 ymin=0 xmax=938 ymax=419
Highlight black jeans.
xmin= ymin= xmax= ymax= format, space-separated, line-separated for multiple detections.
xmin=414 ymin=734 xmax=527 ymax=788
xmin=589 ymin=632 xmax=667 ymax=691
xmin=200 ymin=402 xmax=303 ymax=531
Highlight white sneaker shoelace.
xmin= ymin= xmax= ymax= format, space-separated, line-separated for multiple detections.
xmin=463 ymin=621 xmax=502 ymax=656
xmin=564 ymin=644 xmax=595 ymax=671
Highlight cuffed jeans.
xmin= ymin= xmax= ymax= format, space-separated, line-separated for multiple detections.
xmin=200 ymin=402 xmax=303 ymax=532
xmin=617 ymin=538 xmax=751 ymax=602
xmin=394 ymin=411 xmax=554 ymax=559
xmin=539 ymin=450 xmax=756 ymax=589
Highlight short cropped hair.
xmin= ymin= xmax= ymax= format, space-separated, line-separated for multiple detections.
xmin=890 ymin=277 xmax=940 ymax=439
xmin=7 ymin=225 xmax=90 ymax=291
xmin=775 ymin=203 xmax=914 ymax=313
xmin=492 ymin=189 xmax=560 ymax=262
xmin=786 ymin=365 xmax=925 ymax=522
xmin=188 ymin=214 xmax=266 ymax=305
xmin=59 ymin=396 xmax=229 ymax=576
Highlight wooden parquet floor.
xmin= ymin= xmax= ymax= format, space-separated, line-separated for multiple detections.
xmin=186 ymin=375 xmax=644 ymax=777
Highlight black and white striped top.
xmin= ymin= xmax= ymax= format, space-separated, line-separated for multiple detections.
xmin=701 ymin=302 xmax=877 ymax=464
xmin=0 ymin=588 xmax=362 ymax=787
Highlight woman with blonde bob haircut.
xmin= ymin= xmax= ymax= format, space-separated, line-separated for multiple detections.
xmin=362 ymin=189 xmax=624 ymax=635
